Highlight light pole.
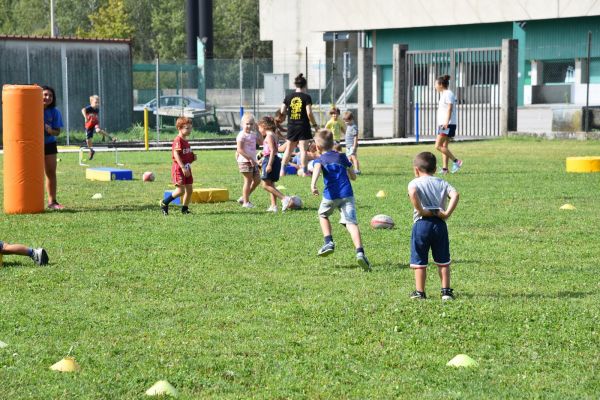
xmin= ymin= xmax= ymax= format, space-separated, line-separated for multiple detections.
xmin=50 ymin=0 xmax=56 ymax=37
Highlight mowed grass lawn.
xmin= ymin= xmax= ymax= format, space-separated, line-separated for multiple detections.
xmin=1 ymin=137 xmax=599 ymax=399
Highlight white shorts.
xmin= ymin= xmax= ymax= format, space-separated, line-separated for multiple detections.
xmin=318 ymin=196 xmax=358 ymax=225
xmin=345 ymin=145 xmax=355 ymax=157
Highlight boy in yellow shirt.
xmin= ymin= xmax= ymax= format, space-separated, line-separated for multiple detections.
xmin=324 ymin=107 xmax=346 ymax=142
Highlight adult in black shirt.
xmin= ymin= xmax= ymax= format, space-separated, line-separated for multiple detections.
xmin=280 ymin=73 xmax=319 ymax=176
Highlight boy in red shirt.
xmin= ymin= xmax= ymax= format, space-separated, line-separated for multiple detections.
xmin=160 ymin=117 xmax=196 ymax=215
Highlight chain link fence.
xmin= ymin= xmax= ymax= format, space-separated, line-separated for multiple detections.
xmin=133 ymin=51 xmax=359 ymax=133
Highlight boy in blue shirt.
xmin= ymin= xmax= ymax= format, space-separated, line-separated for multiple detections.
xmin=408 ymin=151 xmax=460 ymax=300
xmin=310 ymin=129 xmax=371 ymax=271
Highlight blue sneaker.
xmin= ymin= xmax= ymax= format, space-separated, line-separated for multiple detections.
xmin=451 ymin=159 xmax=463 ymax=173
xmin=317 ymin=241 xmax=335 ymax=257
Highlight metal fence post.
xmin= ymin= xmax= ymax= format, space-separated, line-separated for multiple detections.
xmin=585 ymin=31 xmax=592 ymax=132
xmin=155 ymin=56 xmax=160 ymax=143
xmin=357 ymin=47 xmax=373 ymax=138
xmin=500 ymin=39 xmax=518 ymax=135
xmin=393 ymin=44 xmax=409 ymax=138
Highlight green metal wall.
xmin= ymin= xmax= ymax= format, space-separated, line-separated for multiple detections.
xmin=375 ymin=16 xmax=600 ymax=104
xmin=375 ymin=23 xmax=512 ymax=65
xmin=375 ymin=23 xmax=512 ymax=103
xmin=525 ymin=17 xmax=600 ymax=60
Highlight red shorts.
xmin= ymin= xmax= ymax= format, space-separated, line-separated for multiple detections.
xmin=171 ymin=164 xmax=193 ymax=185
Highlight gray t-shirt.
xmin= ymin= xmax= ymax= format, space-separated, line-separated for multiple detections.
xmin=345 ymin=123 xmax=358 ymax=146
xmin=408 ymin=175 xmax=456 ymax=223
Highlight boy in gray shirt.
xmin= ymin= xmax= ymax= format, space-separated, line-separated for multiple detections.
xmin=407 ymin=152 xmax=459 ymax=300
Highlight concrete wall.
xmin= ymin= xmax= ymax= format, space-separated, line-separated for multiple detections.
xmin=259 ymin=0 xmax=600 ymax=47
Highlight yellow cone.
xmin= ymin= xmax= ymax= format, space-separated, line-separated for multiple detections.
xmin=146 ymin=380 xmax=178 ymax=397
xmin=446 ymin=354 xmax=478 ymax=367
xmin=276 ymin=185 xmax=286 ymax=191
xmin=559 ymin=203 xmax=576 ymax=210
xmin=92 ymin=193 xmax=103 ymax=199
xmin=376 ymin=190 xmax=386 ymax=198
xmin=50 ymin=357 xmax=81 ymax=372
xmin=0 ymin=340 xmax=7 ymax=348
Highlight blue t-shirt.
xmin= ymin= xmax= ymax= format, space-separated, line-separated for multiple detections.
xmin=44 ymin=107 xmax=64 ymax=144
xmin=314 ymin=151 xmax=354 ymax=200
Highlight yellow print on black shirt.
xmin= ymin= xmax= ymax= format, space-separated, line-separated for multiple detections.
xmin=290 ymin=97 xmax=303 ymax=120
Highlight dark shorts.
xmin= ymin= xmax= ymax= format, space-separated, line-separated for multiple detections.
xmin=44 ymin=142 xmax=58 ymax=156
xmin=86 ymin=128 xmax=95 ymax=139
xmin=437 ymin=124 xmax=457 ymax=138
xmin=410 ymin=217 xmax=451 ymax=268
xmin=261 ymin=155 xmax=281 ymax=182
xmin=286 ymin=125 xmax=313 ymax=142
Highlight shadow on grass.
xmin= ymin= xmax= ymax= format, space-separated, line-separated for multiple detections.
xmin=332 ymin=262 xmax=411 ymax=271
xmin=45 ymin=204 xmax=160 ymax=213
xmin=460 ymin=291 xmax=592 ymax=299
xmin=0 ymin=260 xmax=37 ymax=268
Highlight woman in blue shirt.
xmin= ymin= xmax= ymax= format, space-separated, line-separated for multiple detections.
xmin=42 ymin=86 xmax=64 ymax=210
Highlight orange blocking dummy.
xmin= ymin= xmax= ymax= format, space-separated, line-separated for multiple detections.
xmin=2 ymin=85 xmax=45 ymax=214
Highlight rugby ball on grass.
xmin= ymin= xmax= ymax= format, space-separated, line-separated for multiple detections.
xmin=289 ymin=195 xmax=303 ymax=210
xmin=142 ymin=171 xmax=155 ymax=182
xmin=370 ymin=214 xmax=394 ymax=229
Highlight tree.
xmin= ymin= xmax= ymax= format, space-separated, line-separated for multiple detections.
xmin=55 ymin=0 xmax=99 ymax=36
xmin=124 ymin=0 xmax=156 ymax=61
xmin=79 ymin=0 xmax=133 ymax=39
xmin=3 ymin=0 xmax=50 ymax=36
xmin=213 ymin=0 xmax=271 ymax=59
xmin=150 ymin=0 xmax=186 ymax=60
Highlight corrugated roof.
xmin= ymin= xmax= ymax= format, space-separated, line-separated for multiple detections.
xmin=0 ymin=34 xmax=131 ymax=44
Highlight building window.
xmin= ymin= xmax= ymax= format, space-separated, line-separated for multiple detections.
xmin=543 ymin=60 xmax=575 ymax=84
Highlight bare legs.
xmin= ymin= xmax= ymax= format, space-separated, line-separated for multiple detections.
xmin=0 ymin=243 xmax=31 ymax=256
xmin=435 ymin=135 xmax=455 ymax=170
xmin=44 ymin=154 xmax=57 ymax=205
xmin=414 ymin=265 xmax=450 ymax=292
xmin=281 ymin=140 xmax=309 ymax=175
xmin=319 ymin=217 xmax=364 ymax=249
xmin=241 ymin=172 xmax=260 ymax=204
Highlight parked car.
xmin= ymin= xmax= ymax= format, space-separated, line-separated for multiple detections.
xmin=134 ymin=95 xmax=206 ymax=112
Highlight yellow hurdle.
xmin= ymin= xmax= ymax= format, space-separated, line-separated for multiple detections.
xmin=191 ymin=188 xmax=229 ymax=203
xmin=566 ymin=156 xmax=600 ymax=173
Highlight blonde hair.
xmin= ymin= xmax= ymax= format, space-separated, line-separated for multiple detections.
xmin=89 ymin=94 xmax=99 ymax=102
xmin=315 ymin=129 xmax=334 ymax=151
xmin=241 ymin=112 xmax=255 ymax=125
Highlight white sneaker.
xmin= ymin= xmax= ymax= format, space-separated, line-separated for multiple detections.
xmin=266 ymin=205 xmax=278 ymax=212
xmin=281 ymin=196 xmax=292 ymax=212
xmin=31 ymin=248 xmax=49 ymax=266
xmin=242 ymin=202 xmax=255 ymax=208
xmin=237 ymin=197 xmax=244 ymax=205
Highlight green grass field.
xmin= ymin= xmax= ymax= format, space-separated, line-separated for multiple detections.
xmin=1 ymin=137 xmax=599 ymax=399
